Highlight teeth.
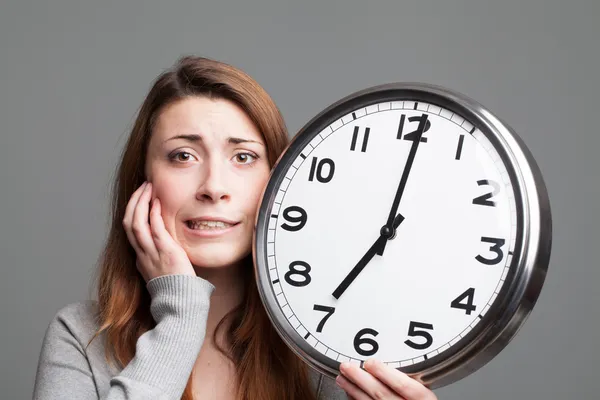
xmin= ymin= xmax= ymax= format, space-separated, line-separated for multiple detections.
xmin=187 ymin=220 xmax=233 ymax=230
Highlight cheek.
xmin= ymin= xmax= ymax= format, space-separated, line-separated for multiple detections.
xmin=150 ymin=176 xmax=188 ymax=225
xmin=243 ymin=170 xmax=271 ymax=214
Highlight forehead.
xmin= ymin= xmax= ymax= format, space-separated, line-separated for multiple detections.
xmin=152 ymin=96 xmax=262 ymax=142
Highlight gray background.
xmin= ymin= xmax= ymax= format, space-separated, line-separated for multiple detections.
xmin=1 ymin=0 xmax=597 ymax=398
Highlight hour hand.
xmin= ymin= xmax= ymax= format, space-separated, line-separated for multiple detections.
xmin=332 ymin=235 xmax=387 ymax=300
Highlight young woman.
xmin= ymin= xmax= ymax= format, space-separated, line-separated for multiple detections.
xmin=33 ymin=55 xmax=438 ymax=400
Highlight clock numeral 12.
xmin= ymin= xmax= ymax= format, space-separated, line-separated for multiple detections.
xmin=397 ymin=113 xmax=431 ymax=143
xmin=308 ymin=157 xmax=335 ymax=183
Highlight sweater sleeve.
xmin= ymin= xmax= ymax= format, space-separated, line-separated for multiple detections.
xmin=33 ymin=274 xmax=215 ymax=400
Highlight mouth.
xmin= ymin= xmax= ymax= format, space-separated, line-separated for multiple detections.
xmin=185 ymin=219 xmax=240 ymax=231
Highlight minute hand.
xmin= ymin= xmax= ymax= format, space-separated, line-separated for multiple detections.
xmin=378 ymin=114 xmax=428 ymax=256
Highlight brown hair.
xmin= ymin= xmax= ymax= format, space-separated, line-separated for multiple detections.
xmin=88 ymin=55 xmax=316 ymax=400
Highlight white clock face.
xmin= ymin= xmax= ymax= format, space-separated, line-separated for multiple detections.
xmin=264 ymin=100 xmax=518 ymax=368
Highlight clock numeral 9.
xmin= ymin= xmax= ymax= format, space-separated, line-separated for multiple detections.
xmin=472 ymin=179 xmax=500 ymax=207
xmin=281 ymin=206 xmax=307 ymax=232
xmin=354 ymin=328 xmax=379 ymax=356
xmin=397 ymin=113 xmax=431 ymax=143
xmin=284 ymin=261 xmax=311 ymax=287
xmin=308 ymin=157 xmax=335 ymax=183
xmin=476 ymin=237 xmax=505 ymax=265
xmin=404 ymin=321 xmax=434 ymax=350
xmin=451 ymin=288 xmax=477 ymax=315
xmin=313 ymin=304 xmax=335 ymax=332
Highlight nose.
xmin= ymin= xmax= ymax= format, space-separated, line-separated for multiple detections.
xmin=196 ymin=159 xmax=230 ymax=203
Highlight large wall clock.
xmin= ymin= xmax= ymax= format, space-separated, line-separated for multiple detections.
xmin=254 ymin=82 xmax=552 ymax=388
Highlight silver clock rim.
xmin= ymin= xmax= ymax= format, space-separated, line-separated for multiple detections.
xmin=253 ymin=82 xmax=552 ymax=389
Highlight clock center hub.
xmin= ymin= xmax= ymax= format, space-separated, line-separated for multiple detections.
xmin=380 ymin=225 xmax=396 ymax=240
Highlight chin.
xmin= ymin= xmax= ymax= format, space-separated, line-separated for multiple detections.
xmin=187 ymin=244 xmax=250 ymax=270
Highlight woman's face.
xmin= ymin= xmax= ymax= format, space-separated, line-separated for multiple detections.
xmin=144 ymin=96 xmax=271 ymax=269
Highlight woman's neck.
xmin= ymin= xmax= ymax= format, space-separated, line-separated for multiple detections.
xmin=193 ymin=261 xmax=246 ymax=347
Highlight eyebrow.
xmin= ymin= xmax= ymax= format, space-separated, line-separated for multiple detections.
xmin=164 ymin=134 xmax=265 ymax=146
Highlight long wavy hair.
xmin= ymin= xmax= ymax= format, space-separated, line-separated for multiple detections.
xmin=87 ymin=55 xmax=315 ymax=400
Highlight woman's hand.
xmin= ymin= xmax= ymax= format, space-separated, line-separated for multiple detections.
xmin=122 ymin=181 xmax=196 ymax=282
xmin=336 ymin=359 xmax=437 ymax=400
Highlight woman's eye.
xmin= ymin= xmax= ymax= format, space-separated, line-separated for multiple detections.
xmin=234 ymin=152 xmax=257 ymax=164
xmin=170 ymin=151 xmax=196 ymax=162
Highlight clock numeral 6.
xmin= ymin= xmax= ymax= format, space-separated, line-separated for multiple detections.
xmin=397 ymin=113 xmax=431 ymax=143
xmin=404 ymin=321 xmax=434 ymax=350
xmin=313 ymin=304 xmax=335 ymax=333
xmin=354 ymin=328 xmax=379 ymax=356
xmin=476 ymin=237 xmax=505 ymax=265
xmin=281 ymin=206 xmax=307 ymax=232
xmin=451 ymin=287 xmax=477 ymax=315
xmin=308 ymin=157 xmax=335 ymax=183
xmin=472 ymin=179 xmax=500 ymax=207
xmin=284 ymin=261 xmax=311 ymax=287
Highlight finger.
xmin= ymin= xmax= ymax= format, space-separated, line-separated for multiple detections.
xmin=340 ymin=362 xmax=402 ymax=399
xmin=123 ymin=182 xmax=148 ymax=253
xmin=363 ymin=359 xmax=436 ymax=400
xmin=149 ymin=198 xmax=175 ymax=251
xmin=131 ymin=182 xmax=158 ymax=259
xmin=335 ymin=374 xmax=372 ymax=400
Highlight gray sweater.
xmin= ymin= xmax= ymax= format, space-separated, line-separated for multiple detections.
xmin=33 ymin=274 xmax=347 ymax=399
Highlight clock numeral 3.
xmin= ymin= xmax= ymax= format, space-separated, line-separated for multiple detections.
xmin=353 ymin=328 xmax=379 ymax=356
xmin=451 ymin=288 xmax=477 ymax=315
xmin=476 ymin=237 xmax=505 ymax=265
xmin=313 ymin=304 xmax=335 ymax=333
xmin=404 ymin=321 xmax=434 ymax=350
xmin=284 ymin=261 xmax=312 ymax=287
xmin=281 ymin=206 xmax=307 ymax=231
xmin=350 ymin=126 xmax=370 ymax=152
xmin=397 ymin=113 xmax=430 ymax=143
xmin=308 ymin=157 xmax=335 ymax=183
xmin=472 ymin=179 xmax=500 ymax=207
